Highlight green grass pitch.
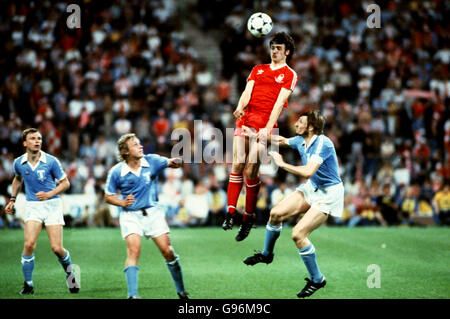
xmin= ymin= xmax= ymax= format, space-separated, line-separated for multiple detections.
xmin=0 ymin=226 xmax=449 ymax=299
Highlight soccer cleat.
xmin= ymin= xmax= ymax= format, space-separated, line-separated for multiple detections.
xmin=19 ymin=281 xmax=34 ymax=295
xmin=235 ymin=220 xmax=254 ymax=241
xmin=243 ymin=250 xmax=274 ymax=266
xmin=222 ymin=212 xmax=242 ymax=230
xmin=128 ymin=295 xmax=142 ymax=299
xmin=222 ymin=212 xmax=234 ymax=230
xmin=67 ymin=274 xmax=80 ymax=293
xmin=177 ymin=291 xmax=190 ymax=299
xmin=297 ymin=277 xmax=327 ymax=298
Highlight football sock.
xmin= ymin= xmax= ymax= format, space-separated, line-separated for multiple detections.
xmin=57 ymin=250 xmax=73 ymax=278
xmin=261 ymin=222 xmax=282 ymax=256
xmin=298 ymin=243 xmax=324 ymax=283
xmin=123 ymin=265 xmax=139 ymax=298
xmin=227 ymin=173 xmax=243 ymax=215
xmin=245 ymin=177 xmax=261 ymax=214
xmin=165 ymin=255 xmax=185 ymax=293
xmin=21 ymin=254 xmax=35 ymax=286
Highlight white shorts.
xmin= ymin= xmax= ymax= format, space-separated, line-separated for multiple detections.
xmin=296 ymin=180 xmax=344 ymax=218
xmin=119 ymin=206 xmax=170 ymax=239
xmin=24 ymin=198 xmax=65 ymax=226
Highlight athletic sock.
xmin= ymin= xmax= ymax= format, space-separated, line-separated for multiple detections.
xmin=245 ymin=177 xmax=261 ymax=214
xmin=165 ymin=255 xmax=185 ymax=293
xmin=123 ymin=265 xmax=139 ymax=298
xmin=21 ymin=254 xmax=35 ymax=286
xmin=261 ymin=222 xmax=282 ymax=256
xmin=227 ymin=173 xmax=243 ymax=215
xmin=57 ymin=250 xmax=73 ymax=278
xmin=298 ymin=243 xmax=324 ymax=283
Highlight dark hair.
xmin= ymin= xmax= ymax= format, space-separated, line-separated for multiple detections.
xmin=269 ymin=32 xmax=295 ymax=59
xmin=22 ymin=128 xmax=40 ymax=142
xmin=302 ymin=109 xmax=325 ymax=135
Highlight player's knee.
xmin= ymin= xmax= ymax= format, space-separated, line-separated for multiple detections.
xmin=291 ymin=229 xmax=307 ymax=246
xmin=269 ymin=208 xmax=284 ymax=224
xmin=127 ymin=246 xmax=140 ymax=259
xmin=161 ymin=247 xmax=175 ymax=261
xmin=24 ymin=241 xmax=36 ymax=253
xmin=50 ymin=243 xmax=63 ymax=255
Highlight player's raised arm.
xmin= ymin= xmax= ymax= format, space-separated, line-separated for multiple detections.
xmin=234 ymin=80 xmax=255 ymax=119
xmin=168 ymin=157 xmax=183 ymax=168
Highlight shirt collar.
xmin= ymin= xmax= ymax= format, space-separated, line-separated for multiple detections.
xmin=120 ymin=157 xmax=150 ymax=177
xmin=21 ymin=151 xmax=47 ymax=164
xmin=302 ymin=135 xmax=318 ymax=150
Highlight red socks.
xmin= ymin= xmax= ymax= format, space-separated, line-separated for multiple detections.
xmin=244 ymin=177 xmax=260 ymax=222
xmin=227 ymin=174 xmax=261 ymax=223
xmin=227 ymin=173 xmax=243 ymax=216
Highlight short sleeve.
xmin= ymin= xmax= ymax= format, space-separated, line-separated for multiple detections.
xmin=286 ymin=136 xmax=302 ymax=148
xmin=13 ymin=158 xmax=20 ymax=177
xmin=147 ymin=154 xmax=169 ymax=175
xmin=51 ymin=157 xmax=67 ymax=181
xmin=105 ymin=168 xmax=118 ymax=195
xmin=247 ymin=66 xmax=258 ymax=82
xmin=282 ymin=68 xmax=298 ymax=91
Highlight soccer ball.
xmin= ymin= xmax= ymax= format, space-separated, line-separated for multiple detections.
xmin=247 ymin=12 xmax=273 ymax=38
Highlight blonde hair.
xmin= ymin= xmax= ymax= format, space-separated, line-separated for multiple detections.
xmin=117 ymin=133 xmax=136 ymax=161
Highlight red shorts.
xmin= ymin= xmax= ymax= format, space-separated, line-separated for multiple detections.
xmin=234 ymin=112 xmax=276 ymax=137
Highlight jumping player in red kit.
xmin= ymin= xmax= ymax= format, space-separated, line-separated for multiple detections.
xmin=223 ymin=32 xmax=298 ymax=241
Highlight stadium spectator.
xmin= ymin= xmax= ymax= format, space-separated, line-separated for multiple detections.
xmin=432 ymin=183 xmax=450 ymax=225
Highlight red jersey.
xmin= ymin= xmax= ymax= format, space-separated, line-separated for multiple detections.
xmin=246 ymin=63 xmax=298 ymax=117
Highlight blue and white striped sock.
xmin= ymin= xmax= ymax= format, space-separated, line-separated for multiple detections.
xmin=262 ymin=222 xmax=282 ymax=256
xmin=166 ymin=255 xmax=185 ymax=294
xmin=21 ymin=254 xmax=35 ymax=286
xmin=58 ymin=250 xmax=73 ymax=278
xmin=298 ymin=243 xmax=324 ymax=283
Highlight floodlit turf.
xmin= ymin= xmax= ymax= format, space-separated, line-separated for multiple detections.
xmin=0 ymin=226 xmax=449 ymax=299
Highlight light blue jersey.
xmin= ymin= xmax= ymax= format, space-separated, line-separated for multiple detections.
xmin=13 ymin=151 xmax=67 ymax=201
xmin=287 ymin=134 xmax=342 ymax=188
xmin=105 ymin=154 xmax=169 ymax=211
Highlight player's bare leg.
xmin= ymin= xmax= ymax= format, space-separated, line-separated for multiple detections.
xmin=153 ymin=233 xmax=189 ymax=299
xmin=124 ymin=233 xmax=141 ymax=298
xmin=235 ymin=140 xmax=265 ymax=241
xmin=20 ymin=220 xmax=42 ymax=294
xmin=244 ymin=190 xmax=309 ymax=265
xmin=292 ymin=207 xmax=328 ymax=298
xmin=223 ymin=134 xmax=249 ymax=230
xmin=47 ymin=224 xmax=79 ymax=293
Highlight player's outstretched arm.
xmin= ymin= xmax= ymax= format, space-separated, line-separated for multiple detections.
xmin=268 ymin=151 xmax=320 ymax=179
xmin=168 ymin=157 xmax=183 ymax=168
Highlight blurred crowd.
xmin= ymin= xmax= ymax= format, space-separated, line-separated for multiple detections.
xmin=0 ymin=0 xmax=449 ymax=229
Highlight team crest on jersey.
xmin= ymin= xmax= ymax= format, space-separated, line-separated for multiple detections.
xmin=37 ymin=169 xmax=45 ymax=181
xmin=274 ymin=74 xmax=284 ymax=83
